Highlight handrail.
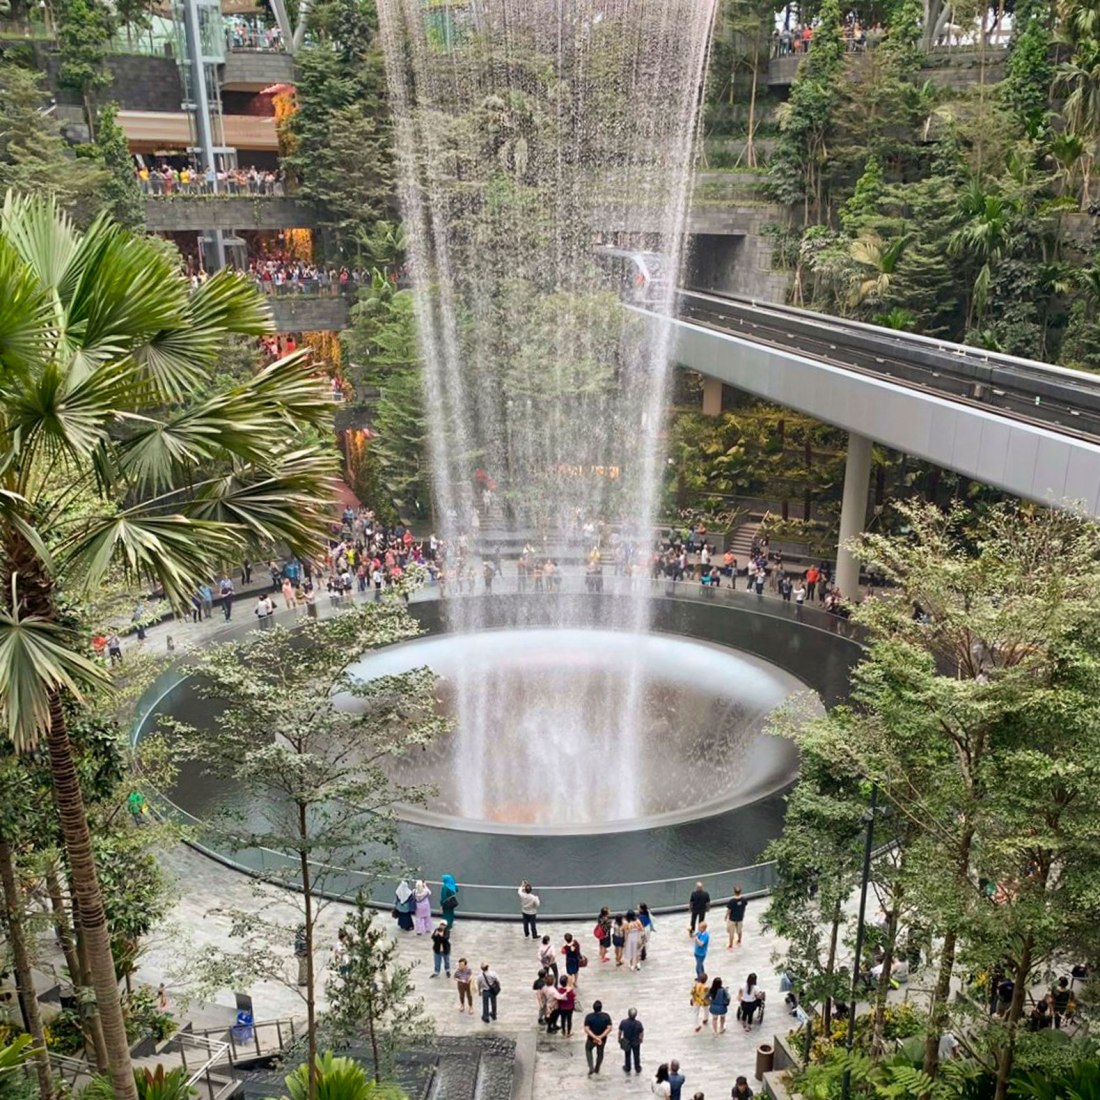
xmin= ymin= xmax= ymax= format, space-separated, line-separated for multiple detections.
xmin=172 ymin=1032 xmax=231 ymax=1087
xmin=47 ymin=1052 xmax=93 ymax=1082
xmin=192 ymin=1015 xmax=299 ymax=1064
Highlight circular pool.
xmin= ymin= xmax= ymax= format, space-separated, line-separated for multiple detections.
xmin=341 ymin=628 xmax=804 ymax=834
xmin=137 ymin=592 xmax=860 ymax=916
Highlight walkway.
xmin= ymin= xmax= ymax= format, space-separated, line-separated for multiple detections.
xmin=120 ymin=563 xmax=852 ymax=662
xmin=141 ymin=846 xmax=786 ymax=1100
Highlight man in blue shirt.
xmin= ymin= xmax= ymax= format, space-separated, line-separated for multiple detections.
xmin=618 ymin=1007 xmax=644 ymax=1074
xmin=693 ymin=922 xmax=710 ymax=979
xmin=668 ymin=1059 xmax=685 ymax=1100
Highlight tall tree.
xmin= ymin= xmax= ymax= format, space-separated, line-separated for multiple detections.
xmin=761 ymin=736 xmax=865 ymax=1033
xmin=802 ymin=501 xmax=1100 ymax=1090
xmin=344 ymin=274 xmax=428 ymax=516
xmin=0 ymin=759 xmax=54 ymax=1099
xmin=770 ymin=0 xmax=846 ymax=221
xmin=0 ymin=59 xmax=108 ymax=224
xmin=324 ymin=895 xmax=431 ymax=1084
xmin=286 ymin=0 xmax=392 ymax=258
xmin=0 ymin=194 xmax=336 ymax=1100
xmin=172 ymin=603 xmax=444 ymax=1100
xmin=88 ymin=103 xmax=145 ymax=231
xmin=54 ymin=0 xmax=115 ymax=141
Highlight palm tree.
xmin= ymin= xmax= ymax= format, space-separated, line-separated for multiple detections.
xmin=874 ymin=306 xmax=916 ymax=330
xmin=1048 ymin=132 xmax=1086 ymax=200
xmin=1054 ymin=36 xmax=1100 ymax=203
xmin=848 ymin=231 xmax=909 ymax=309
xmin=0 ymin=194 xmax=336 ymax=1100
xmin=947 ymin=179 xmax=1015 ymax=328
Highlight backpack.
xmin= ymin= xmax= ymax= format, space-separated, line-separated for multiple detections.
xmin=488 ymin=976 xmax=501 ymax=995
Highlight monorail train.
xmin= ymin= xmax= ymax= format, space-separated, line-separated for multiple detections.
xmin=593 ymin=245 xmax=671 ymax=305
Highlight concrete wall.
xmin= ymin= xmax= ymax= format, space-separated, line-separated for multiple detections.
xmin=766 ymin=46 xmax=1007 ymax=90
xmin=33 ymin=47 xmax=182 ymax=112
xmin=221 ymin=49 xmax=294 ymax=89
xmin=269 ymin=296 xmax=350 ymax=333
xmin=919 ymin=47 xmax=1007 ymax=88
xmin=689 ymin=224 xmax=791 ymax=301
xmin=144 ymin=196 xmax=317 ymax=231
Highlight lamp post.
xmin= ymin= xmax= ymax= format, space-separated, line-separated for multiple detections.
xmin=840 ymin=778 xmax=878 ymax=1100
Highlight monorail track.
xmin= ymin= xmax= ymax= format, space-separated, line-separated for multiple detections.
xmin=678 ymin=289 xmax=1100 ymax=444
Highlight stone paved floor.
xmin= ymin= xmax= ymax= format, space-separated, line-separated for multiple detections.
xmin=140 ymin=846 xmax=789 ymax=1099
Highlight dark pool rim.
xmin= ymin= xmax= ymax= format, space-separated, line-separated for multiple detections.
xmin=132 ymin=585 xmax=862 ymax=919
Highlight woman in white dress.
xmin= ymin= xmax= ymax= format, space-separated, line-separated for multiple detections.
xmin=651 ymin=1063 xmax=672 ymax=1097
xmin=623 ymin=909 xmax=644 ymax=971
xmin=413 ymin=880 xmax=433 ymax=935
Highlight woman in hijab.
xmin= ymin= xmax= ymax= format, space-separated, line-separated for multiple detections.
xmin=440 ymin=874 xmax=459 ymax=930
xmin=414 ymin=879 xmax=433 ymax=935
xmin=394 ymin=879 xmax=415 ymax=932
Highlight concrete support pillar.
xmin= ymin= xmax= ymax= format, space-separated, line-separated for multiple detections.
xmin=836 ymin=432 xmax=872 ymax=601
xmin=702 ymin=377 xmax=723 ymax=416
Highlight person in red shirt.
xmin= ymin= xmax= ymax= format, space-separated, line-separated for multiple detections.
xmin=805 ymin=565 xmax=819 ymax=602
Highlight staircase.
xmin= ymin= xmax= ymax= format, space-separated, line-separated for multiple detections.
xmin=727 ymin=519 xmax=763 ymax=560
xmin=191 ymin=1016 xmax=300 ymax=1069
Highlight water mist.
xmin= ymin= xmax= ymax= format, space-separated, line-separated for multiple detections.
xmin=377 ymin=0 xmax=718 ymax=824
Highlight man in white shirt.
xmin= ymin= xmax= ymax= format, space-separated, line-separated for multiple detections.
xmin=518 ymin=881 xmax=540 ymax=938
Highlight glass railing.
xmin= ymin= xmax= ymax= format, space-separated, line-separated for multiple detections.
xmin=149 ymin=797 xmax=780 ymax=919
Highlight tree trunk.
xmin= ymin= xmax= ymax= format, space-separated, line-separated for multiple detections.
xmin=45 ymin=861 xmax=81 ymax=987
xmin=993 ymin=935 xmax=1035 ymax=1099
xmin=70 ymin=886 xmax=110 ymax=1071
xmin=871 ymin=898 xmax=900 ymax=1056
xmin=0 ymin=840 xmax=54 ymax=1100
xmin=45 ymin=692 xmax=136 ymax=1100
xmin=365 ymin=976 xmax=382 ymax=1083
xmin=921 ymin=926 xmax=957 ymax=1080
xmin=822 ymin=896 xmax=842 ymax=1031
xmin=922 ymin=823 xmax=975 ymax=1081
xmin=83 ymin=93 xmax=97 ymax=142
xmin=48 ymin=861 xmax=107 ymax=1068
xmin=745 ymin=58 xmax=759 ymax=169
xmin=298 ymin=801 xmax=318 ymax=1100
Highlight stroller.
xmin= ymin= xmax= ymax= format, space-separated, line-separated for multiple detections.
xmin=738 ymin=991 xmax=766 ymax=1027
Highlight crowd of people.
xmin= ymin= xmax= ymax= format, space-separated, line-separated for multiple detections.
xmin=248 ymin=259 xmax=366 ymax=297
xmin=136 ymin=161 xmax=287 ymax=197
xmin=225 ymin=14 xmax=284 ymax=50
xmin=244 ymin=506 xmax=436 ymax=614
xmin=384 ymin=875 xmax=766 ymax=1096
xmin=647 ymin=526 xmax=851 ymax=617
xmin=771 ymin=16 xmax=885 ymax=56
xmin=382 ymin=880 xmax=761 ymax=1095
